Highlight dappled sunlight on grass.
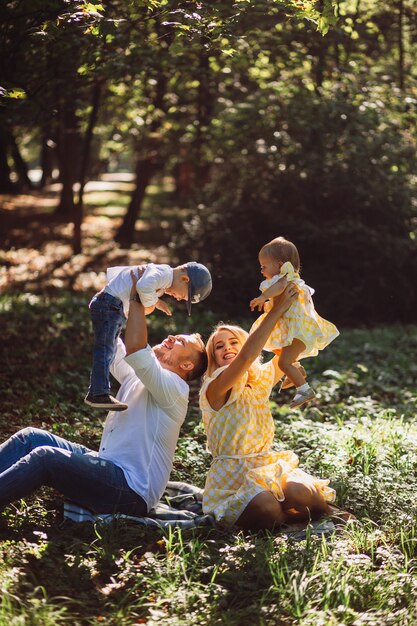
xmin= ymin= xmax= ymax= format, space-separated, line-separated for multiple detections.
xmin=1 ymin=177 xmax=417 ymax=624
xmin=0 ymin=294 xmax=416 ymax=624
xmin=0 ymin=178 xmax=183 ymax=296
xmin=0 ymin=192 xmax=57 ymax=215
xmin=89 ymin=204 xmax=127 ymax=217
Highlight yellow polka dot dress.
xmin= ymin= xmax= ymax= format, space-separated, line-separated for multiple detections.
xmin=250 ymin=261 xmax=339 ymax=357
xmin=200 ymin=361 xmax=335 ymax=526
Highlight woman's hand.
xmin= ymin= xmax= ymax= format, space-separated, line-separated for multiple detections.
xmin=271 ymin=282 xmax=298 ymax=311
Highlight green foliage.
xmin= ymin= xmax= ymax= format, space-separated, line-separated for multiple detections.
xmin=3 ymin=0 xmax=415 ymax=296
xmin=173 ymin=3 xmax=417 ymax=324
xmin=0 ymin=294 xmax=417 ymax=624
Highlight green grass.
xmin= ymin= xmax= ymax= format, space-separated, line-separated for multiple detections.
xmin=0 ymin=293 xmax=416 ymax=625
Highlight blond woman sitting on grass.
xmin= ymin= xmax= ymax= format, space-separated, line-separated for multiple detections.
xmin=199 ymin=286 xmax=340 ymax=531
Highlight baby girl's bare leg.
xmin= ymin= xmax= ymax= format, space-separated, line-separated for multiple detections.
xmin=278 ymin=339 xmax=306 ymax=388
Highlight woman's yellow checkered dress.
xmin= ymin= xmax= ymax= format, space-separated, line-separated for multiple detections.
xmin=250 ymin=261 xmax=339 ymax=356
xmin=200 ymin=361 xmax=335 ymax=526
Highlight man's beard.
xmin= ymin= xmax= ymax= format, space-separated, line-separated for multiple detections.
xmin=153 ymin=345 xmax=175 ymax=367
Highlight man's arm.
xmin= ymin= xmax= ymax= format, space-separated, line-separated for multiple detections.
xmin=110 ymin=338 xmax=136 ymax=384
xmin=125 ymin=271 xmax=148 ymax=356
xmin=124 ymin=270 xmax=187 ymax=414
xmin=125 ymin=348 xmax=188 ymax=412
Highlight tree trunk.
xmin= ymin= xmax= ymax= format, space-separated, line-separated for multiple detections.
xmin=116 ymin=15 xmax=174 ymax=248
xmin=76 ymin=80 xmax=103 ymax=216
xmin=55 ymin=100 xmax=81 ymax=253
xmin=116 ymin=63 xmax=167 ymax=248
xmin=398 ymin=0 xmax=404 ymax=91
xmin=195 ymin=41 xmax=213 ymax=188
xmin=313 ymin=36 xmax=326 ymax=92
xmin=10 ymin=134 xmax=33 ymax=190
xmin=39 ymin=133 xmax=55 ymax=188
xmin=0 ymin=129 xmax=14 ymax=192
xmin=333 ymin=0 xmax=340 ymax=69
xmin=174 ymin=145 xmax=193 ymax=201
xmin=115 ymin=156 xmax=156 ymax=246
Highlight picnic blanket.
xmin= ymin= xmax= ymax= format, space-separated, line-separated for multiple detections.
xmin=64 ymin=481 xmax=214 ymax=530
xmin=63 ymin=480 xmax=336 ymax=539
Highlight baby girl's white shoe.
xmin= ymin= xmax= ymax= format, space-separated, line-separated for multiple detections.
xmin=289 ymin=385 xmax=316 ymax=409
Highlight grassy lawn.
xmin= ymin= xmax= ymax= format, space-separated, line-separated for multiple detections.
xmin=0 ymin=292 xmax=417 ymax=625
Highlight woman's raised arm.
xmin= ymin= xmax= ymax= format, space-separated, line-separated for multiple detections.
xmin=206 ymin=284 xmax=297 ymax=409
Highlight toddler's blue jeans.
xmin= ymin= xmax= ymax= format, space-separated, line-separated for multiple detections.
xmin=0 ymin=427 xmax=147 ymax=515
xmin=88 ymin=291 xmax=126 ymax=396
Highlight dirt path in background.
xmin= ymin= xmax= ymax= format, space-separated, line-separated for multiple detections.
xmin=0 ymin=175 xmax=174 ymax=296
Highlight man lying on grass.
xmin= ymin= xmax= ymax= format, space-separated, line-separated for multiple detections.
xmin=0 ymin=275 xmax=207 ymax=518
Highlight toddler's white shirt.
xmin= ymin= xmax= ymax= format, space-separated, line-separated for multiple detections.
xmin=105 ymin=263 xmax=173 ymax=314
xmin=99 ymin=339 xmax=189 ymax=510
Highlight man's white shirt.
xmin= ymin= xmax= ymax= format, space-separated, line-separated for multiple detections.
xmin=99 ymin=339 xmax=189 ymax=510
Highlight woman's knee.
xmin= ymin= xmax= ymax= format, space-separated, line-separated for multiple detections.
xmin=237 ymin=492 xmax=285 ymax=530
xmin=284 ymin=480 xmax=322 ymax=509
xmin=284 ymin=480 xmax=329 ymax=518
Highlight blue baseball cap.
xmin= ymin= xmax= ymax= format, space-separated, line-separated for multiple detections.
xmin=186 ymin=262 xmax=212 ymax=315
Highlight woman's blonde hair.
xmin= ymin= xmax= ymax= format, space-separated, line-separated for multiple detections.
xmin=205 ymin=323 xmax=262 ymax=383
xmin=260 ymin=236 xmax=300 ymax=272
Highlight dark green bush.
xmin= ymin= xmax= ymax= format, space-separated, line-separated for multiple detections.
xmin=176 ymin=84 xmax=417 ymax=326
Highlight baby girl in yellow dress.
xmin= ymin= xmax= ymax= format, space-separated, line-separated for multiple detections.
xmin=250 ymin=236 xmax=339 ymax=408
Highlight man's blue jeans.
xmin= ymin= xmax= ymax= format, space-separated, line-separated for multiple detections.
xmin=0 ymin=427 xmax=147 ymax=515
xmin=88 ymin=291 xmax=126 ymax=396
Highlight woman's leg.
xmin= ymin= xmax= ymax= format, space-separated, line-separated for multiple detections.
xmin=281 ymin=477 xmax=329 ymax=522
xmin=278 ymin=339 xmax=306 ymax=388
xmin=236 ymin=491 xmax=286 ymax=531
